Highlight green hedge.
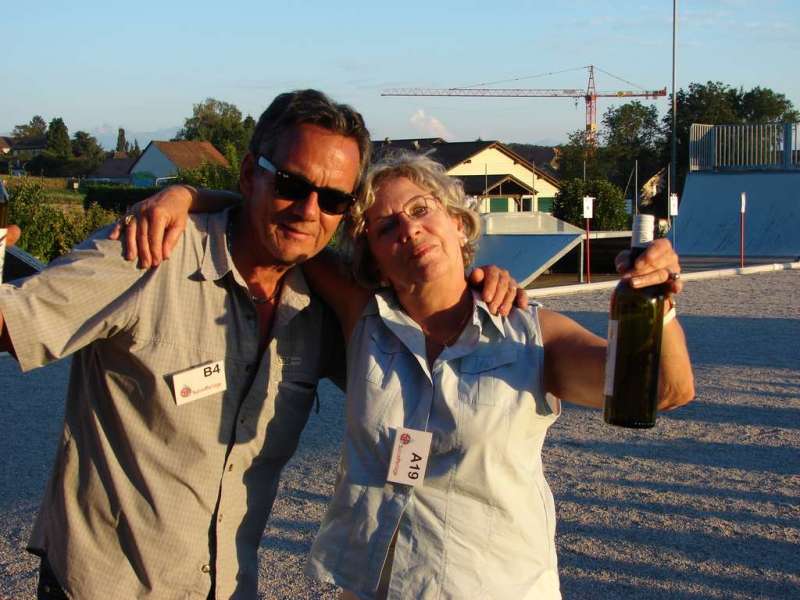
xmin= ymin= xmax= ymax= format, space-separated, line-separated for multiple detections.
xmin=4 ymin=175 xmax=73 ymax=191
xmin=8 ymin=179 xmax=117 ymax=263
xmin=82 ymin=185 xmax=161 ymax=214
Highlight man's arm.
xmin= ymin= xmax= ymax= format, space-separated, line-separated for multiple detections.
xmin=109 ymin=184 xmax=240 ymax=268
xmin=0 ymin=226 xmax=147 ymax=372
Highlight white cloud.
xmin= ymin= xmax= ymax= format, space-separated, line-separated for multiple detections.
xmin=409 ymin=109 xmax=453 ymax=139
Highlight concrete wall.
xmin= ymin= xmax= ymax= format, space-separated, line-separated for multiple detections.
xmin=672 ymin=171 xmax=800 ymax=257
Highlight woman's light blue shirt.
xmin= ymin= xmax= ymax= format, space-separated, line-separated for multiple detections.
xmin=306 ymin=290 xmax=562 ymax=599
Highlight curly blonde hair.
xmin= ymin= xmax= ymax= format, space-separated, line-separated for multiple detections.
xmin=345 ymin=151 xmax=481 ymax=288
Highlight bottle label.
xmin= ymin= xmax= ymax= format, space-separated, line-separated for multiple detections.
xmin=604 ymin=319 xmax=618 ymax=397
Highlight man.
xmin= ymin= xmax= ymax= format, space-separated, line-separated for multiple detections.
xmin=0 ymin=90 xmax=371 ymax=599
xmin=0 ymin=90 xmax=518 ymax=599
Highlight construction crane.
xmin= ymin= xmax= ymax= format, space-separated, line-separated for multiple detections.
xmin=382 ymin=65 xmax=667 ymax=143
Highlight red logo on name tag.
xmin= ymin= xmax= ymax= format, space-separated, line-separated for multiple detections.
xmin=400 ymin=433 xmax=411 ymax=445
xmin=180 ymin=386 xmax=192 ymax=398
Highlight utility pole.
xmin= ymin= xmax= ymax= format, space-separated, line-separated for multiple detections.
xmin=670 ymin=0 xmax=678 ymax=205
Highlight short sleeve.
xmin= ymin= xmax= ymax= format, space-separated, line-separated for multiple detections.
xmin=0 ymin=227 xmax=146 ymax=372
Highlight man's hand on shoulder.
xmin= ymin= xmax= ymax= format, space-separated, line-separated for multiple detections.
xmin=468 ymin=265 xmax=528 ymax=316
xmin=108 ymin=185 xmax=197 ymax=269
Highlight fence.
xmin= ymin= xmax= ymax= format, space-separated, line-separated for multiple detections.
xmin=689 ymin=122 xmax=799 ymax=171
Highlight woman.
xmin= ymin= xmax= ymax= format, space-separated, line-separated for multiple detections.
xmin=300 ymin=152 xmax=694 ymax=599
xmin=116 ymin=152 xmax=693 ymax=599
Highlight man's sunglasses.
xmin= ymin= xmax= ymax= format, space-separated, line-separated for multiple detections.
xmin=257 ymin=155 xmax=355 ymax=215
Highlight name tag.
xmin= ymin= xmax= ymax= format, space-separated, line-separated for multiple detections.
xmin=172 ymin=360 xmax=227 ymax=405
xmin=386 ymin=427 xmax=432 ymax=487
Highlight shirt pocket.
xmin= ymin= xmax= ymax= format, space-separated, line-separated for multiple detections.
xmin=459 ymin=347 xmax=518 ymax=406
xmin=356 ymin=329 xmax=407 ymax=431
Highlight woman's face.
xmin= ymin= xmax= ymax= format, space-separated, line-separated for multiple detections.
xmin=364 ymin=176 xmax=465 ymax=292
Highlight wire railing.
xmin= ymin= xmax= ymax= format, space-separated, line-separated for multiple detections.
xmin=689 ymin=123 xmax=799 ymax=171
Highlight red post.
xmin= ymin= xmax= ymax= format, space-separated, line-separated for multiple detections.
xmin=740 ymin=211 xmax=745 ymax=268
xmin=739 ymin=192 xmax=746 ymax=268
xmin=585 ymin=218 xmax=592 ymax=283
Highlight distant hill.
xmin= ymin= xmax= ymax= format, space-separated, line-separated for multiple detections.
xmin=91 ymin=126 xmax=180 ymax=151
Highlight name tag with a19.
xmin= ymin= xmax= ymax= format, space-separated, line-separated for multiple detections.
xmin=386 ymin=427 xmax=432 ymax=487
xmin=172 ymin=360 xmax=227 ymax=405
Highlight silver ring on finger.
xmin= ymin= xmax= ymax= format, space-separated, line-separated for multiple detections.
xmin=668 ymin=271 xmax=681 ymax=282
xmin=122 ymin=213 xmax=135 ymax=226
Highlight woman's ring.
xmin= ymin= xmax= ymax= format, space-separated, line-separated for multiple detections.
xmin=668 ymin=271 xmax=681 ymax=281
xmin=122 ymin=213 xmax=134 ymax=226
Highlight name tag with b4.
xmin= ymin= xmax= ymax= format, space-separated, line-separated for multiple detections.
xmin=387 ymin=427 xmax=432 ymax=487
xmin=171 ymin=360 xmax=227 ymax=405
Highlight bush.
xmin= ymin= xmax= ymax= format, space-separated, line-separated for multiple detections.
xmin=553 ymin=178 xmax=629 ymax=231
xmin=82 ymin=184 xmax=161 ymax=214
xmin=8 ymin=179 xmax=117 ymax=263
xmin=176 ymin=161 xmax=240 ymax=192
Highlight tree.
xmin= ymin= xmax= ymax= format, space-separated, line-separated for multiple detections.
xmin=736 ymin=87 xmax=799 ymax=123
xmin=175 ymin=98 xmax=252 ymax=157
xmin=553 ymin=178 xmax=628 ymax=231
xmin=13 ymin=115 xmax=48 ymax=141
xmin=556 ymin=130 xmax=609 ymax=182
xmin=46 ymin=117 xmax=72 ymax=159
xmin=72 ymin=131 xmax=106 ymax=171
xmin=129 ymin=139 xmax=142 ymax=159
xmin=601 ymin=101 xmax=663 ymax=192
xmin=662 ymin=81 xmax=799 ymax=195
xmin=116 ymin=128 xmax=129 ymax=153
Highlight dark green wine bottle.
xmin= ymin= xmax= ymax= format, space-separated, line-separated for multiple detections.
xmin=603 ymin=214 xmax=665 ymax=428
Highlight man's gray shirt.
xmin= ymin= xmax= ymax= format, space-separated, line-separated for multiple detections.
xmin=0 ymin=209 xmax=343 ymax=599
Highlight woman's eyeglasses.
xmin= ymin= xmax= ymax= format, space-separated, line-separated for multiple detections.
xmin=369 ymin=195 xmax=441 ymax=238
xmin=257 ymin=155 xmax=355 ymax=215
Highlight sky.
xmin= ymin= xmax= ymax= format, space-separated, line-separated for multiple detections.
xmin=2 ymin=0 xmax=798 ymax=149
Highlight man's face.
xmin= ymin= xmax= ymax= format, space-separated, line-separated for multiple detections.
xmin=240 ymin=123 xmax=361 ymax=267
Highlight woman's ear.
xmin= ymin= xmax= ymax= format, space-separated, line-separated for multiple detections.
xmin=451 ymin=214 xmax=467 ymax=246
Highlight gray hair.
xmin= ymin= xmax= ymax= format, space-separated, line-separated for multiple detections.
xmin=249 ymin=89 xmax=371 ymax=193
xmin=347 ymin=150 xmax=481 ymax=288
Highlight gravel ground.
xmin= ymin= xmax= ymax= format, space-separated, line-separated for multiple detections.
xmin=2 ymin=270 xmax=798 ymax=599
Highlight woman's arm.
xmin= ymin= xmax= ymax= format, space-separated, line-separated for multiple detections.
xmin=540 ymin=309 xmax=694 ymax=410
xmin=541 ymin=238 xmax=695 ymax=411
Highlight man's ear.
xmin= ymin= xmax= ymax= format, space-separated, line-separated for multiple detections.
xmin=239 ymin=153 xmax=257 ymax=199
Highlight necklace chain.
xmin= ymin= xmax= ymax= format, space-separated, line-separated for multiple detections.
xmin=426 ymin=303 xmax=473 ymax=347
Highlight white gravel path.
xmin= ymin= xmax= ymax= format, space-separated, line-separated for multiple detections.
xmin=2 ymin=270 xmax=798 ymax=599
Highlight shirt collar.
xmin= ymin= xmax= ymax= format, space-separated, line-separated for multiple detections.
xmin=194 ymin=208 xmax=312 ymax=320
xmin=373 ymin=287 xmax=507 ymax=359
xmin=195 ymin=208 xmax=236 ymax=282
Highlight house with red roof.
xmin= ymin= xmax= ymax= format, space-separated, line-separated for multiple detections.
xmin=129 ymin=141 xmax=229 ymax=186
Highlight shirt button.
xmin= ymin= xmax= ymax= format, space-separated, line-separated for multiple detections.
xmin=228 ymin=463 xmax=234 ymax=472
xmin=201 ymin=564 xmax=211 ymax=573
